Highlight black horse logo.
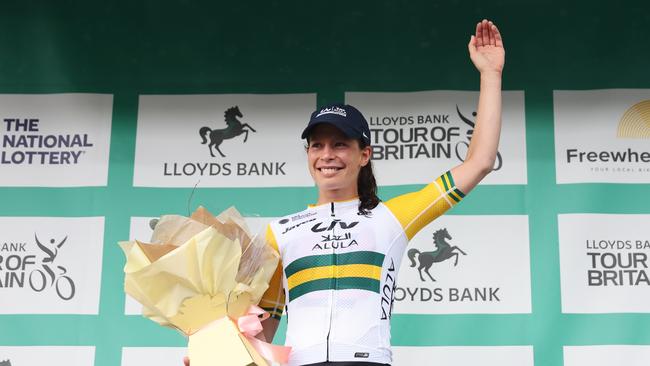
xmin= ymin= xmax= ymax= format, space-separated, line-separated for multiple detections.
xmin=407 ymin=228 xmax=467 ymax=282
xmin=199 ymin=106 xmax=257 ymax=157
xmin=0 ymin=359 xmax=12 ymax=366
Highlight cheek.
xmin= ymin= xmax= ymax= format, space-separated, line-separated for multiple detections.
xmin=307 ymin=153 xmax=323 ymax=180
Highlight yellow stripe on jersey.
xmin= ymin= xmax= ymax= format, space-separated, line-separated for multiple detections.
xmin=258 ymin=225 xmax=285 ymax=319
xmin=287 ymin=264 xmax=382 ymax=289
xmin=385 ymin=171 xmax=465 ymax=240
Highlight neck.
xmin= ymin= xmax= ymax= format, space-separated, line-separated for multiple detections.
xmin=316 ymin=186 xmax=358 ymax=205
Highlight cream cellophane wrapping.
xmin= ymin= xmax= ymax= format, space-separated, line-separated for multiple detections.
xmin=118 ymin=206 xmax=279 ymax=365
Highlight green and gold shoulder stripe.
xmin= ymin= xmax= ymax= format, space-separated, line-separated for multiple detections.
xmin=437 ymin=170 xmax=465 ymax=203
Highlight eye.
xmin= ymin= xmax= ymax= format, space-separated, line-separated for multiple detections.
xmin=309 ymin=141 xmax=322 ymax=149
xmin=334 ymin=141 xmax=348 ymax=148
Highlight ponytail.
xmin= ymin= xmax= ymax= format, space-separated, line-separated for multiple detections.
xmin=357 ymin=140 xmax=380 ymax=216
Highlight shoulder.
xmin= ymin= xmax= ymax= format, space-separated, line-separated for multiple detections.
xmin=268 ymin=207 xmax=319 ymax=237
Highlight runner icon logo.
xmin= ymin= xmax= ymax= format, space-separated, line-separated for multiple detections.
xmin=407 ymin=228 xmax=467 ymax=282
xmin=199 ymin=106 xmax=257 ymax=157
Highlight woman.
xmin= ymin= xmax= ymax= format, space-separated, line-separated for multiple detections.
xmin=186 ymin=19 xmax=504 ymax=366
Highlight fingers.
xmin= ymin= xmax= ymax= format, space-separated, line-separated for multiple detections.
xmin=492 ymin=23 xmax=504 ymax=48
xmin=183 ymin=356 xmax=190 ymax=366
xmin=481 ymin=19 xmax=490 ymax=46
xmin=475 ymin=21 xmax=484 ymax=47
xmin=475 ymin=19 xmax=503 ymax=48
xmin=467 ymin=35 xmax=476 ymax=54
xmin=488 ymin=21 xmax=496 ymax=46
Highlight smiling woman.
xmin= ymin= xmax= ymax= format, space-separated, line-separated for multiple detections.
xmin=307 ymin=123 xmax=371 ymax=198
xmin=303 ymin=105 xmax=376 ymax=215
xmin=184 ymin=19 xmax=505 ymax=366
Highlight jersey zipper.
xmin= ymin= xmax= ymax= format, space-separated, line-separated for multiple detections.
xmin=326 ymin=201 xmax=336 ymax=361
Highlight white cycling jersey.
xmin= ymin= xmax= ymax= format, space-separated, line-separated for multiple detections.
xmin=259 ymin=171 xmax=465 ymax=366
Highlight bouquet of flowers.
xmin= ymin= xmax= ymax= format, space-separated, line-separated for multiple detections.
xmin=119 ymin=206 xmax=290 ymax=366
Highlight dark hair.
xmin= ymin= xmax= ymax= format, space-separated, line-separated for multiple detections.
xmin=357 ymin=140 xmax=380 ymax=216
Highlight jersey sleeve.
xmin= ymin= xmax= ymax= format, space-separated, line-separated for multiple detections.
xmin=384 ymin=170 xmax=465 ymax=240
xmin=258 ymin=224 xmax=286 ymax=320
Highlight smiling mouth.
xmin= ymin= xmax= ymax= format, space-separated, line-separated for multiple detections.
xmin=318 ymin=167 xmax=343 ymax=174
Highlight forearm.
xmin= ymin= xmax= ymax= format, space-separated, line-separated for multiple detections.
xmin=465 ymin=70 xmax=502 ymax=173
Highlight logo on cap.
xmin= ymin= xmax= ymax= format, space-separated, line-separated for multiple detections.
xmin=316 ymin=106 xmax=347 ymax=118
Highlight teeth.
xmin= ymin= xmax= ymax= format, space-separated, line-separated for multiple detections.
xmin=320 ymin=168 xmax=341 ymax=174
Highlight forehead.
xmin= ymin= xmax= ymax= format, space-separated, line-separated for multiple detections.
xmin=308 ymin=123 xmax=350 ymax=140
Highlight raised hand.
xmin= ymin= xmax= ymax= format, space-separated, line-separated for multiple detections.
xmin=468 ymin=19 xmax=505 ymax=74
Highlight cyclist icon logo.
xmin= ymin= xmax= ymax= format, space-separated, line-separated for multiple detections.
xmin=454 ymin=105 xmax=503 ymax=171
xmin=28 ymin=234 xmax=76 ymax=301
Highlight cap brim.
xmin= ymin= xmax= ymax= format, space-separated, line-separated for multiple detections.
xmin=301 ymin=121 xmax=359 ymax=140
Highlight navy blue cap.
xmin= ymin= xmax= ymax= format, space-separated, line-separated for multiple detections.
xmin=301 ymin=104 xmax=371 ymax=145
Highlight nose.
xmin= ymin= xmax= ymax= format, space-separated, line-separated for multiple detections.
xmin=320 ymin=144 xmax=335 ymax=160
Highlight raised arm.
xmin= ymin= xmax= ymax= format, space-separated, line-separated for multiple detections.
xmin=451 ymin=19 xmax=505 ymax=194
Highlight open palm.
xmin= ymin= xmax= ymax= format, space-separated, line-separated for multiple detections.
xmin=468 ymin=19 xmax=505 ymax=74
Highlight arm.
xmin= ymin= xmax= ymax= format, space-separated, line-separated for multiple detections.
xmin=451 ymin=19 xmax=505 ymax=194
xmin=256 ymin=225 xmax=285 ymax=342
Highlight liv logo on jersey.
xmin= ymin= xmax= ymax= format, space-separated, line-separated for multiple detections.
xmin=29 ymin=234 xmax=76 ymax=300
xmin=199 ymin=106 xmax=257 ymax=158
xmin=310 ymin=219 xmax=359 ymax=233
xmin=455 ymin=105 xmax=503 ymax=170
xmin=407 ymin=228 xmax=467 ymax=282
xmin=310 ymin=219 xmax=361 ymax=250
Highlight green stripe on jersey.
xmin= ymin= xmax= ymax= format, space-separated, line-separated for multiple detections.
xmin=288 ymin=277 xmax=380 ymax=300
xmin=454 ymin=187 xmax=465 ymax=198
xmin=446 ymin=170 xmax=456 ymax=187
xmin=284 ymin=251 xmax=385 ymax=278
